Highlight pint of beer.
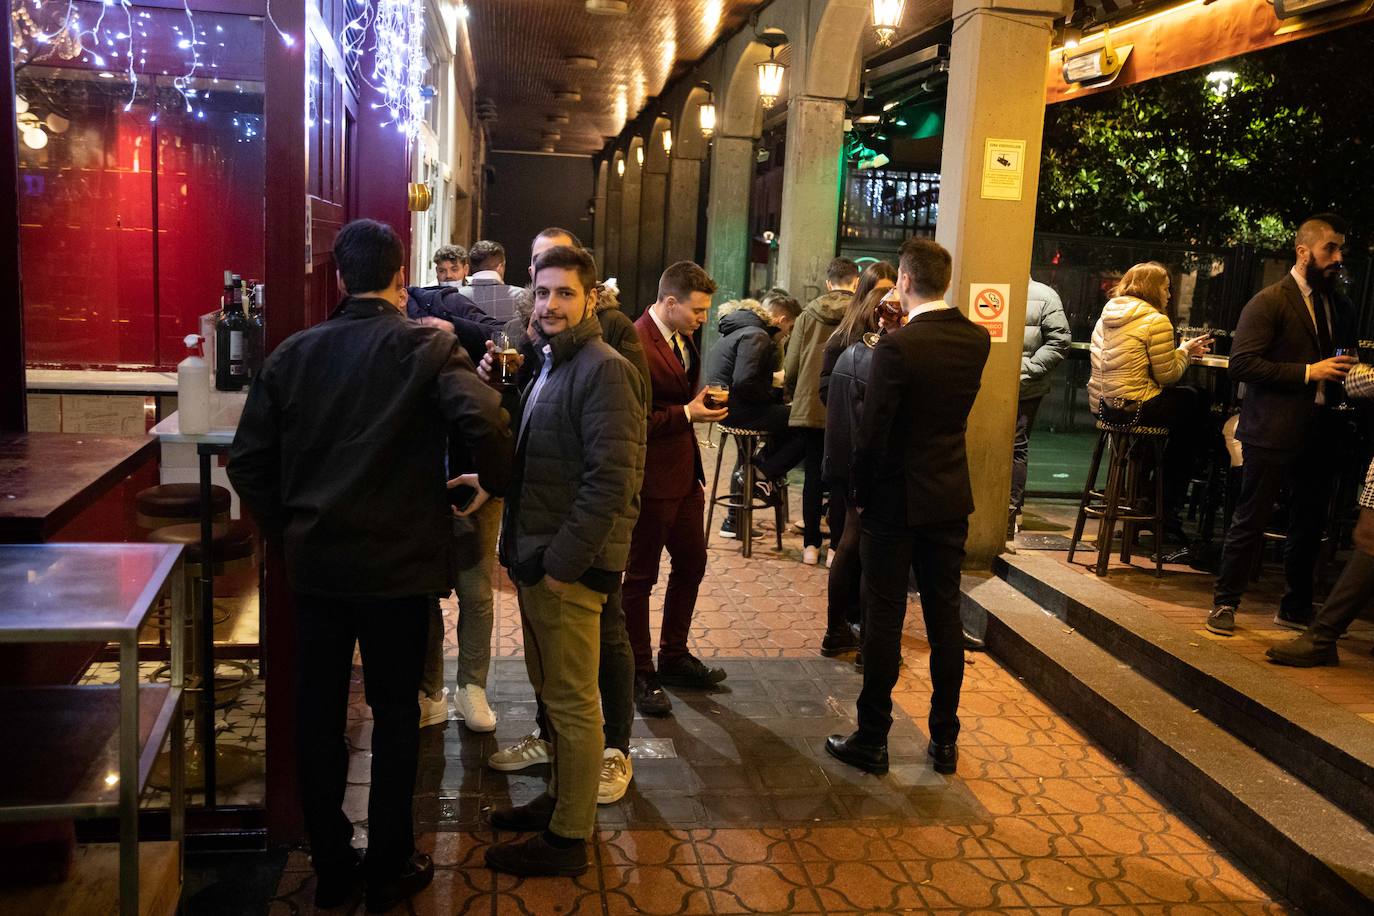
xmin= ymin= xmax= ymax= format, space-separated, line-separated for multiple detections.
xmin=877 ymin=292 xmax=903 ymax=324
xmin=493 ymin=332 xmax=520 ymax=383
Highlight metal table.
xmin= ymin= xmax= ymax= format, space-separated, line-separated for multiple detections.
xmin=149 ymin=390 xmax=246 ymax=808
xmin=0 ymin=542 xmax=186 ymax=916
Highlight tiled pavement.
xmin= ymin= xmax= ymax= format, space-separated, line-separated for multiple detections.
xmin=268 ymin=507 xmax=1292 ymax=915
xmin=1021 ymin=497 xmax=1374 ymax=722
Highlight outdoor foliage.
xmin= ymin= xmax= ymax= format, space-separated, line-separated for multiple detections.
xmin=1038 ymin=22 xmax=1374 ymax=254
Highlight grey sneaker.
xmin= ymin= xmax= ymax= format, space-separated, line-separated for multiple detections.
xmin=1206 ymin=605 xmax=1236 ymax=637
xmin=487 ymin=730 xmax=551 ymax=772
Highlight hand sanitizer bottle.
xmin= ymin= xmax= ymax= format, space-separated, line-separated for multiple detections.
xmin=177 ymin=334 xmax=211 ymax=435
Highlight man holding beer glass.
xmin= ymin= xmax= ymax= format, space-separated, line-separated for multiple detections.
xmin=478 ymin=244 xmax=646 ymax=875
xmin=625 ymin=262 xmax=730 ymax=717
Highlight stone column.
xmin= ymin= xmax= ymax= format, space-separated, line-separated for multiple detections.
xmin=665 ymin=153 xmax=703 ymax=265
xmin=703 ymin=134 xmax=753 ymax=353
xmin=935 ymin=0 xmax=1069 ymax=566
xmin=605 ymin=184 xmax=622 ymax=279
xmin=776 ymin=95 xmax=846 ymax=304
xmin=617 ymin=162 xmax=642 ymax=312
xmin=636 ymin=166 xmax=668 ymax=315
xmin=592 ymin=174 xmax=608 ymax=272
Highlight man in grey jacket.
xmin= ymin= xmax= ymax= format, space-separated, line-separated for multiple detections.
xmin=479 ymin=244 xmax=647 ymax=877
xmin=1009 ymin=279 xmax=1071 ymax=537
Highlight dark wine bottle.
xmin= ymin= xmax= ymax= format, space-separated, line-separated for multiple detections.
xmin=214 ymin=274 xmax=249 ymax=391
xmin=245 ymin=281 xmax=265 ymax=380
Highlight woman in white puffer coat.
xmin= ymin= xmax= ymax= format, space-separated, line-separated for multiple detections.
xmin=1088 ymin=262 xmax=1213 ymax=532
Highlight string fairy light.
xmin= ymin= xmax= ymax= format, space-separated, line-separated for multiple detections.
xmin=12 ymin=0 xmax=428 ymax=138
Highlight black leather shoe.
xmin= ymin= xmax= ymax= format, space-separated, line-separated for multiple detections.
xmin=313 ymin=847 xmax=363 ymax=909
xmin=927 ymin=741 xmax=958 ymax=775
xmin=962 ymin=629 xmax=986 ymax=652
xmin=820 ymin=627 xmax=860 ymax=657
xmin=365 ymin=853 xmax=434 ymax=913
xmin=657 ymin=653 xmax=727 ymax=688
xmin=825 ymin=732 xmax=888 ymax=775
xmin=485 ymin=832 xmax=589 ymax=877
xmin=634 ymin=672 xmax=673 ymax=716
xmin=490 ymin=791 xmax=556 ymax=832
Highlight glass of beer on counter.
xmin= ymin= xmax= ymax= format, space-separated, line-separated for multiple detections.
xmin=494 ymin=332 xmax=520 ymax=383
xmin=704 ymin=383 xmax=730 ymax=410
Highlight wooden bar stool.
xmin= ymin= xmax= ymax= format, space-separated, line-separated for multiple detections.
xmin=136 ymin=482 xmax=231 ymax=529
xmin=704 ymin=426 xmax=786 ymax=558
xmin=1067 ymin=399 xmax=1169 ymax=577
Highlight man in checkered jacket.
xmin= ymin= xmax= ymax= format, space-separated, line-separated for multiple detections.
xmin=1269 ymin=361 xmax=1374 ymax=666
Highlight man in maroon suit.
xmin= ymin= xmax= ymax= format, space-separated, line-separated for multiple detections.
xmin=625 ymin=261 xmax=730 ymax=715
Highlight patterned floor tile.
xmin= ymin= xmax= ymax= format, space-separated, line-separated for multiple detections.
xmin=262 ymin=484 xmax=1292 ymax=915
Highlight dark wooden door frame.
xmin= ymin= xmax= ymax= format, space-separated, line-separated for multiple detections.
xmin=1 ymin=12 xmax=26 ymax=433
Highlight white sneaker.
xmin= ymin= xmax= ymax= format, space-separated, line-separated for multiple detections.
xmin=488 ymin=730 xmax=551 ymax=772
xmin=598 ymin=748 xmax=633 ymax=804
xmin=453 ymin=683 xmax=497 ymax=733
xmin=418 ymin=688 xmax=449 ymax=728
xmin=802 ymin=545 xmax=820 ymax=566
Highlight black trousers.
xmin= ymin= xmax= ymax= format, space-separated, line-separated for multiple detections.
xmin=857 ymin=513 xmax=968 ymax=746
xmin=826 ymin=490 xmax=861 ymax=632
xmin=1009 ymin=396 xmax=1042 ymax=511
xmin=1135 ymin=386 xmax=1208 ymax=514
xmin=534 ymin=584 xmax=635 ymax=754
xmin=294 ymin=593 xmax=429 ymax=880
xmin=1214 ymin=435 xmax=1336 ymax=614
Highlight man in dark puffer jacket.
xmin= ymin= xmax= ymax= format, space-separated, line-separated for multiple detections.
xmin=482 ymin=245 xmax=647 ymax=878
xmin=704 ymin=299 xmax=791 ymax=538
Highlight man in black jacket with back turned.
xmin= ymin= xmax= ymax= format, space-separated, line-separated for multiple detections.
xmin=1207 ymin=213 xmax=1358 ymax=637
xmin=826 ymin=238 xmax=990 ymax=778
xmin=228 ymin=219 xmax=512 ymax=913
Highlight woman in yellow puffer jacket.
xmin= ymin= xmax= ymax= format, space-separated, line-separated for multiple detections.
xmin=1088 ymin=262 xmax=1213 ymax=530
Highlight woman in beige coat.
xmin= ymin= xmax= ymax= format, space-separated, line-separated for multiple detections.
xmin=1088 ymin=262 xmax=1213 ymax=532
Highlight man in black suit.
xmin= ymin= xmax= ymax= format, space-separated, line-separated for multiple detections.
xmin=1208 ymin=214 xmax=1358 ymax=636
xmin=826 ymin=238 xmax=990 ymax=777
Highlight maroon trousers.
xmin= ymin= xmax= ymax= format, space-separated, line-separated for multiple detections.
xmin=623 ymin=484 xmax=708 ymax=675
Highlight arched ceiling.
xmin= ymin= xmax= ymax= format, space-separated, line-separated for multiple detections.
xmin=467 ymin=0 xmax=768 ymax=154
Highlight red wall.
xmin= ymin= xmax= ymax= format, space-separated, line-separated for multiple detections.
xmin=17 ymin=5 xmax=265 ymax=369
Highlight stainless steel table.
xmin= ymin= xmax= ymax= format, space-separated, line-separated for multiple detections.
xmin=0 ymin=542 xmax=186 ymax=916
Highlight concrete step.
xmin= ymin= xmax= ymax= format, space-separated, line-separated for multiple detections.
xmin=961 ymin=574 xmax=1374 ymax=914
xmin=992 ymin=552 xmax=1374 ymax=836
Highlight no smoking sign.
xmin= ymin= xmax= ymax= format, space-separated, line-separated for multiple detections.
xmin=967 ymin=282 xmax=1010 ymax=342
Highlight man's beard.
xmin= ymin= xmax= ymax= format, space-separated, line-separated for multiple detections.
xmin=1305 ymin=259 xmax=1340 ymax=293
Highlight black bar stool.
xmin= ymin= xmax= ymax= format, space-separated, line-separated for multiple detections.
xmin=136 ymin=483 xmax=234 ymax=647
xmin=704 ymin=425 xmax=786 ymax=558
xmin=1067 ymin=399 xmax=1169 ymax=577
xmin=147 ymin=522 xmax=258 ymax=708
xmin=147 ymin=521 xmax=259 ymax=792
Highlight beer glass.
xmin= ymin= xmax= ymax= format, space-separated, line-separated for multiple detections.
xmin=494 ymin=332 xmax=519 ymax=383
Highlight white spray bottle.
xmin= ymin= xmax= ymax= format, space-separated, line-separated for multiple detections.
xmin=177 ymin=333 xmax=211 ymax=435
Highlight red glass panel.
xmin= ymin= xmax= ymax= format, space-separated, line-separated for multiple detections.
xmin=15 ymin=6 xmax=264 ymax=369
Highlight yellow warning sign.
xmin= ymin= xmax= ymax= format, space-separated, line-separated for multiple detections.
xmin=980 ymin=139 xmax=1026 ymax=201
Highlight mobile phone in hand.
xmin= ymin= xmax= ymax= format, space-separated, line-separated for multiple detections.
xmin=448 ymin=484 xmax=478 ymax=513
